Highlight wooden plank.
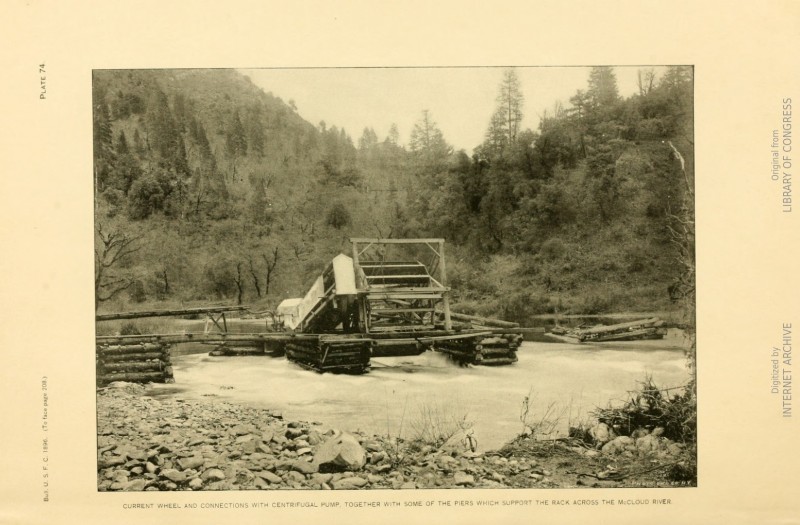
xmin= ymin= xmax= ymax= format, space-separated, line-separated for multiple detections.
xmin=366 ymin=293 xmax=442 ymax=300
xmin=579 ymin=317 xmax=662 ymax=335
xmin=96 ymin=332 xmax=317 ymax=345
xmin=371 ymin=308 xmax=435 ymax=314
xmin=350 ymin=238 xmax=445 ymax=244
xmin=448 ymin=312 xmax=519 ymax=328
xmin=96 ymin=305 xmax=249 ymax=322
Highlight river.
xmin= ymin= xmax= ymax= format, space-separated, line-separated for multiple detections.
xmin=146 ymin=327 xmax=691 ymax=452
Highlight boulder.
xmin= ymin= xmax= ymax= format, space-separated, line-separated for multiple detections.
xmin=313 ymin=432 xmax=366 ymax=471
xmin=588 ymin=423 xmax=615 ymax=446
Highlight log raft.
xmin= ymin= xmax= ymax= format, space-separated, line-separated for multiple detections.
xmin=96 ymin=341 xmax=173 ymax=386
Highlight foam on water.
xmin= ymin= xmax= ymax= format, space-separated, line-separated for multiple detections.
xmin=156 ymin=339 xmax=691 ymax=451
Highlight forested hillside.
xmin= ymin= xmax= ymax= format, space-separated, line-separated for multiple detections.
xmin=93 ymin=67 xmax=694 ymax=322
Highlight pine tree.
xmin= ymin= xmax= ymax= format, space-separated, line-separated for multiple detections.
xmin=92 ymin=82 xmax=115 ymax=192
xmin=226 ymin=109 xmax=248 ymax=157
xmin=587 ymin=66 xmax=620 ymax=109
xmin=483 ymin=68 xmax=524 ymax=156
xmin=409 ymin=110 xmax=451 ymax=167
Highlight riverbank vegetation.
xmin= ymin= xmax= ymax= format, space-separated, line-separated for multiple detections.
xmin=93 ymin=67 xmax=693 ymax=323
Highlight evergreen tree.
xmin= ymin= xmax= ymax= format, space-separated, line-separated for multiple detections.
xmin=409 ymin=110 xmax=451 ymax=171
xmin=92 ymin=82 xmax=115 ymax=192
xmin=587 ymin=66 xmax=621 ymax=109
xmin=226 ymin=109 xmax=248 ymax=157
xmin=483 ymin=68 xmax=524 ymax=157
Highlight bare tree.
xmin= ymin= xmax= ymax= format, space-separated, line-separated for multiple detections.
xmin=233 ymin=261 xmax=245 ymax=305
xmin=95 ymin=223 xmax=141 ymax=308
xmin=637 ymin=68 xmax=657 ymax=96
xmin=247 ymin=256 xmax=262 ymax=298
xmin=262 ymin=247 xmax=279 ymax=296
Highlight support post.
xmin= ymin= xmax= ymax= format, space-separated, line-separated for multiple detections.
xmin=438 ymin=240 xmax=452 ymax=330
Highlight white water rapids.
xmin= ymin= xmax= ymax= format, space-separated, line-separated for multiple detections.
xmin=148 ymin=329 xmax=691 ymax=451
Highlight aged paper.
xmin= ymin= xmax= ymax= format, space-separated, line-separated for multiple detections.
xmin=1 ymin=1 xmax=798 ymax=524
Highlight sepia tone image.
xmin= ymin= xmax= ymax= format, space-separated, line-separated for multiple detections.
xmin=93 ymin=66 xmax=696 ymax=492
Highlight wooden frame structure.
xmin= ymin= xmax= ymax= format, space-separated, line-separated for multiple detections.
xmin=350 ymin=238 xmax=452 ymax=333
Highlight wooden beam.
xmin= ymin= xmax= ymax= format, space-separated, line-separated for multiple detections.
xmin=350 ymin=238 xmax=445 ymax=244
xmin=448 ymin=312 xmax=519 ymax=328
xmin=96 ymin=305 xmax=249 ymax=322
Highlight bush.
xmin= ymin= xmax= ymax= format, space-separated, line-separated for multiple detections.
xmin=325 ymin=202 xmax=351 ymax=229
xmin=592 ymin=376 xmax=696 ymax=443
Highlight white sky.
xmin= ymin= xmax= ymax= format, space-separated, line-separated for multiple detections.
xmin=244 ymin=66 xmax=667 ymax=153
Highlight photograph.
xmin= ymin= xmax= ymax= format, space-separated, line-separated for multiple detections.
xmin=4 ymin=2 xmax=799 ymax=523
xmin=93 ymin=66 xmax=697 ymax=492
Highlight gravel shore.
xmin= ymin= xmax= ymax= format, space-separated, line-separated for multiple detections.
xmin=97 ymin=382 xmax=694 ymax=491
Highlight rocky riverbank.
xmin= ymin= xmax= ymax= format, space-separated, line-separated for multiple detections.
xmin=97 ymin=382 xmax=695 ymax=491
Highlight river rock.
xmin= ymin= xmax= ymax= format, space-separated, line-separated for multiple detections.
xmin=307 ymin=430 xmax=323 ymax=446
xmin=313 ymin=432 xmax=366 ymax=471
xmin=631 ymin=427 xmax=650 ymax=439
xmin=311 ymin=473 xmax=333 ymax=484
xmin=257 ymin=471 xmax=282 ymax=484
xmin=178 ymin=456 xmax=205 ymax=470
xmin=589 ymin=423 xmax=615 ymax=445
xmin=271 ymin=434 xmax=289 ymax=446
xmin=331 ymin=476 xmax=368 ymax=489
xmin=454 ymin=472 xmax=475 ymax=486
xmin=231 ymin=424 xmax=257 ymax=436
xmin=286 ymin=471 xmax=306 ymax=483
xmin=125 ymin=479 xmax=149 ymax=491
xmin=636 ymin=434 xmax=661 ymax=454
xmin=602 ymin=436 xmax=635 ymax=455
xmin=667 ymin=443 xmax=684 ymax=456
xmin=160 ymin=469 xmax=186 ymax=483
xmin=99 ymin=456 xmax=126 ymax=469
xmin=201 ymin=468 xmax=226 ymax=482
xmin=286 ymin=427 xmax=304 ymax=439
xmin=370 ymin=451 xmax=387 ymax=464
xmin=651 ymin=427 xmax=665 ymax=437
xmin=188 ymin=478 xmax=204 ymax=490
xmin=290 ymin=459 xmax=319 ymax=474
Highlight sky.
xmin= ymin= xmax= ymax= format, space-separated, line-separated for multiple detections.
xmin=244 ymin=66 xmax=667 ymax=154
